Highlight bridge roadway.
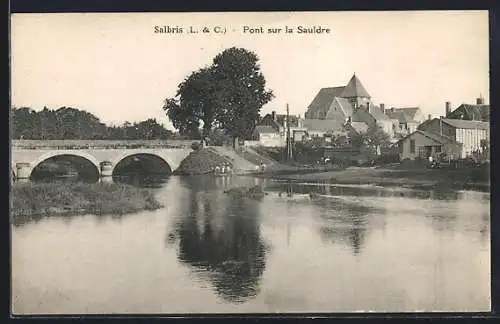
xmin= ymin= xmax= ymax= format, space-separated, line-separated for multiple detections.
xmin=11 ymin=140 xmax=194 ymax=180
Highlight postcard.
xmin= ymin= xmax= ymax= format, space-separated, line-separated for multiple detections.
xmin=10 ymin=11 xmax=490 ymax=314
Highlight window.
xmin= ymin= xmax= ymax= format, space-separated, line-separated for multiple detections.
xmin=410 ymin=139 xmax=416 ymax=153
xmin=434 ymin=145 xmax=442 ymax=153
xmin=418 ymin=147 xmax=427 ymax=158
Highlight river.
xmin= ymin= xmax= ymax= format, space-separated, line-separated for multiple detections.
xmin=11 ymin=175 xmax=490 ymax=314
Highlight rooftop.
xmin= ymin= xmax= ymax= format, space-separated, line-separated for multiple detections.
xmin=442 ymin=118 xmax=489 ymax=130
xmin=306 ymin=86 xmax=345 ymax=117
xmin=401 ymin=130 xmax=457 ymax=145
xmin=341 ymin=74 xmax=371 ymax=98
xmin=253 ymin=125 xmax=278 ymax=134
xmin=385 ymin=107 xmax=420 ymax=123
xmin=302 ymin=119 xmax=346 ymax=133
xmin=450 ymin=104 xmax=490 ymax=121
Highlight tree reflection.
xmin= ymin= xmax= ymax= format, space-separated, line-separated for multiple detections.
xmin=172 ymin=185 xmax=267 ymax=303
xmin=317 ymin=198 xmax=373 ymax=256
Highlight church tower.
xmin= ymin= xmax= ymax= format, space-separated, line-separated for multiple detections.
xmin=341 ymin=73 xmax=371 ymax=109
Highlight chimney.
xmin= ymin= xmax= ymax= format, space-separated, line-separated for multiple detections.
xmin=428 ymin=114 xmax=431 ymax=120
xmin=366 ymin=102 xmax=371 ymax=112
xmin=476 ymin=97 xmax=484 ymax=105
xmin=380 ymin=103 xmax=385 ymax=111
xmin=272 ymin=111 xmax=276 ymax=121
xmin=445 ymin=101 xmax=451 ymax=116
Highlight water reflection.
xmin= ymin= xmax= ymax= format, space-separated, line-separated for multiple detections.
xmin=112 ymin=174 xmax=170 ymax=188
xmin=30 ymin=157 xmax=100 ymax=183
xmin=267 ymin=180 xmax=461 ymax=201
xmin=12 ymin=174 xmax=491 ymax=313
xmin=112 ymin=154 xmax=172 ymax=188
xmin=169 ymin=177 xmax=268 ymax=303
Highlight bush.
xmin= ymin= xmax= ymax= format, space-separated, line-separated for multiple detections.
xmin=177 ymin=148 xmax=233 ymax=175
xmin=191 ymin=141 xmax=201 ymax=151
xmin=374 ymin=153 xmax=400 ymax=165
xmin=11 ymin=182 xmax=163 ymax=224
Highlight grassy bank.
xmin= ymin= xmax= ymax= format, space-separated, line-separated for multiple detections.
xmin=245 ymin=163 xmax=343 ymax=176
xmin=11 ymin=182 xmax=163 ymax=222
xmin=267 ymin=164 xmax=490 ymax=192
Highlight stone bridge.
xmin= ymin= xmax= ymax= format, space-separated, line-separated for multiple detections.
xmin=11 ymin=140 xmax=194 ymax=180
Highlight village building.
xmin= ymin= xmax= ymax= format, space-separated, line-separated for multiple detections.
xmin=397 ymin=130 xmax=462 ymax=161
xmin=384 ymin=106 xmax=425 ymax=137
xmin=417 ymin=118 xmax=489 ymax=158
xmin=250 ymin=111 xmax=307 ymax=146
xmin=302 ymin=119 xmax=346 ymax=139
xmin=444 ymin=96 xmax=490 ymax=122
xmin=351 ymin=104 xmax=394 ymax=138
xmin=250 ymin=125 xmax=284 ymax=147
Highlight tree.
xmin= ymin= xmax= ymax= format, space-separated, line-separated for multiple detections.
xmin=349 ymin=124 xmax=392 ymax=157
xmin=210 ymin=48 xmax=274 ymax=143
xmin=163 ymin=47 xmax=274 ymax=146
xmin=364 ymin=124 xmax=391 ymax=149
xmin=135 ymin=118 xmax=173 ymax=140
xmin=12 ymin=105 xmax=174 ymax=140
xmin=163 ymin=68 xmax=212 ymax=139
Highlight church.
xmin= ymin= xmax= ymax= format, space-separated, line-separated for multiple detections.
xmin=303 ymin=73 xmax=394 ymax=138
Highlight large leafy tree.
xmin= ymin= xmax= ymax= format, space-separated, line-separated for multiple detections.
xmin=350 ymin=124 xmax=392 ymax=155
xmin=163 ymin=47 xmax=274 ymax=145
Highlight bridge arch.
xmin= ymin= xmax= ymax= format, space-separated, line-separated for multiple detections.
xmin=29 ymin=151 xmax=101 ymax=181
xmin=111 ymin=152 xmax=173 ymax=177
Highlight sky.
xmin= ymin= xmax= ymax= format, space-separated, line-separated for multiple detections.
xmin=11 ymin=11 xmax=489 ymax=130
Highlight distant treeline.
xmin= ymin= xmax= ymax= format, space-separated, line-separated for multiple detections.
xmin=11 ymin=106 xmax=180 ymax=140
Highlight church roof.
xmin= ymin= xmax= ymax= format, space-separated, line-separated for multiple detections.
xmin=341 ymin=74 xmax=371 ymax=98
xmin=306 ymin=87 xmax=346 ymax=118
xmin=334 ymin=97 xmax=354 ymax=118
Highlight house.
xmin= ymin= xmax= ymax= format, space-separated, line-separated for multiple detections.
xmin=445 ymin=97 xmax=490 ymax=122
xmin=397 ymin=130 xmax=462 ymax=161
xmin=301 ymin=118 xmax=368 ymax=147
xmin=251 ymin=111 xmax=307 ymax=146
xmin=418 ymin=118 xmax=489 ymax=158
xmin=304 ymin=73 xmax=395 ymax=140
xmin=258 ymin=111 xmax=300 ymax=134
xmin=250 ymin=125 xmax=284 ymax=147
xmin=302 ymin=119 xmax=347 ymax=138
xmin=351 ymin=104 xmax=394 ymax=139
xmin=385 ymin=106 xmax=425 ymax=136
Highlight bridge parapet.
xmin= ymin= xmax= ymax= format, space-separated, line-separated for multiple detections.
xmin=12 ymin=139 xmax=195 ymax=150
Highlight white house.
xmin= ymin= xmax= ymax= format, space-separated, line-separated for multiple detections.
xmin=418 ymin=118 xmax=489 ymax=158
xmin=250 ymin=125 xmax=285 ymax=147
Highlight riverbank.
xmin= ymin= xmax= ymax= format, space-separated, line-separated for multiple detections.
xmin=265 ymin=164 xmax=490 ymax=192
xmin=11 ymin=182 xmax=163 ymax=223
